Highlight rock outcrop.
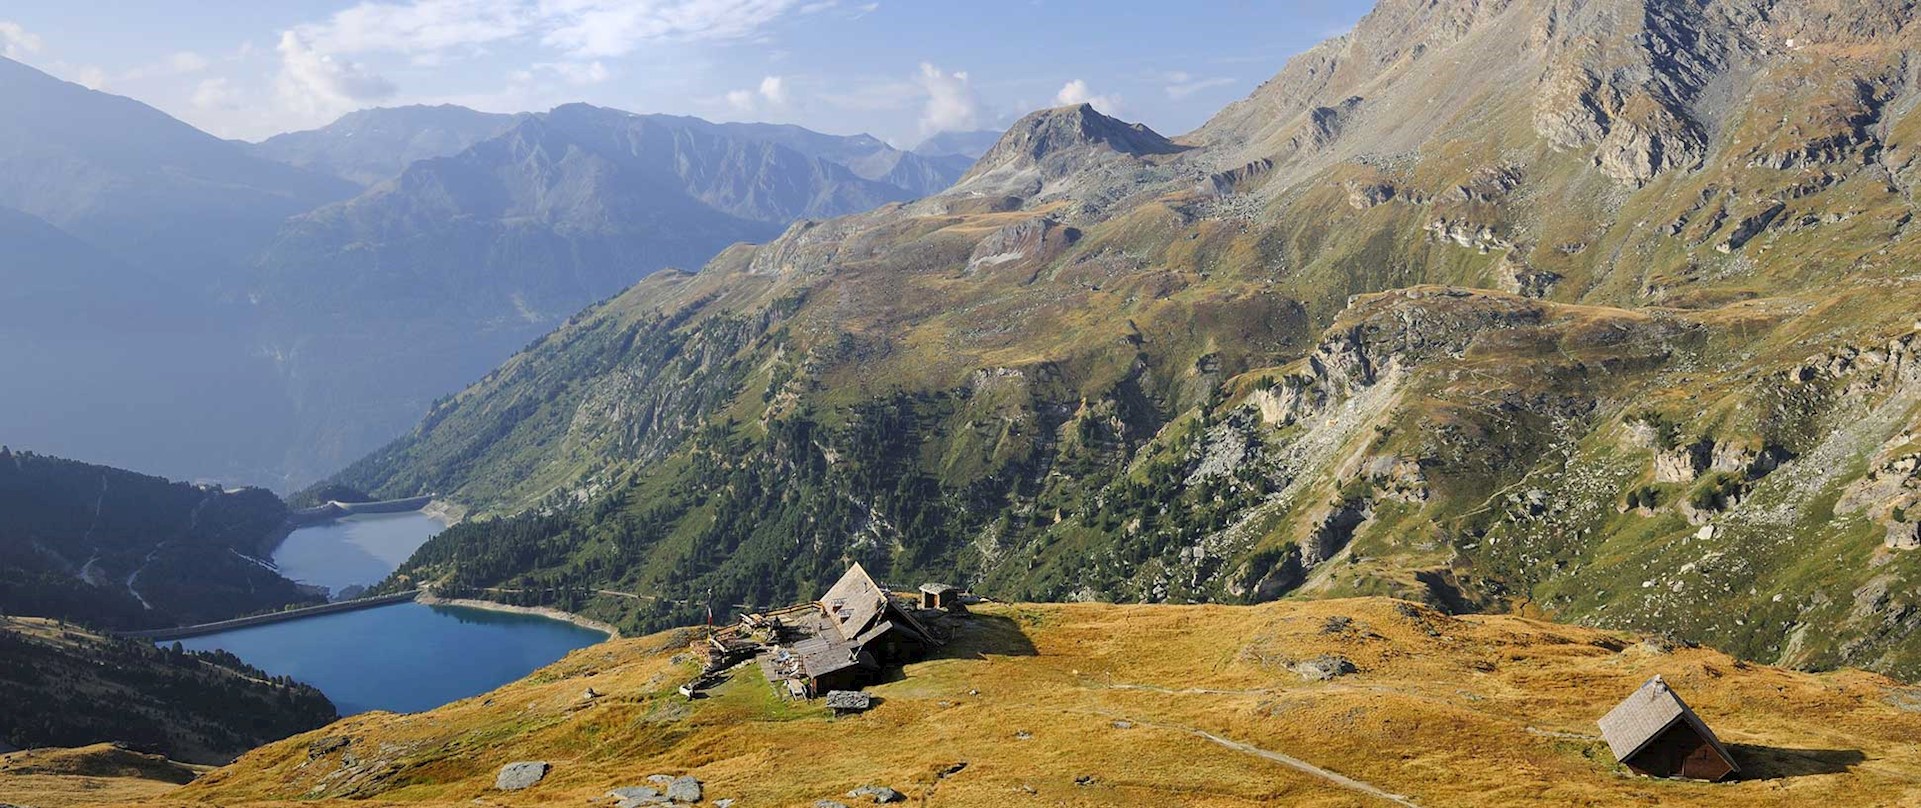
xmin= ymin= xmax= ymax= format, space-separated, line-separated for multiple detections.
xmin=494 ymin=761 xmax=549 ymax=791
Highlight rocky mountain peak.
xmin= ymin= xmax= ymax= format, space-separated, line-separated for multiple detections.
xmin=949 ymin=104 xmax=1182 ymax=201
xmin=964 ymin=104 xmax=1178 ymax=178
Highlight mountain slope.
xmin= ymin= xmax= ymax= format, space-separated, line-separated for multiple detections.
xmin=249 ymin=104 xmax=525 ymax=187
xmin=0 ymin=56 xmax=354 ymax=483
xmin=0 ymin=56 xmax=354 ymax=288
xmin=142 ymin=599 xmax=1921 ymax=806
xmin=326 ymin=0 xmax=1921 ymax=679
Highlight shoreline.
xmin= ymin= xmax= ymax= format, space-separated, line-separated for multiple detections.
xmin=420 ymin=498 xmax=466 ymax=526
xmin=414 ymin=593 xmax=620 ymax=639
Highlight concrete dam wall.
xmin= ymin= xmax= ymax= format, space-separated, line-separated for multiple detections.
xmin=287 ymin=495 xmax=436 ymax=526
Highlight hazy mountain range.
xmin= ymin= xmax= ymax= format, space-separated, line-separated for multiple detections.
xmin=0 ymin=57 xmax=989 ymax=486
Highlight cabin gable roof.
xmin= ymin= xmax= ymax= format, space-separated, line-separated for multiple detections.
xmin=1598 ymin=675 xmax=1738 ymax=772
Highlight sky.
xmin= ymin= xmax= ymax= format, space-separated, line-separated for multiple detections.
xmin=0 ymin=1 xmax=1367 ymax=147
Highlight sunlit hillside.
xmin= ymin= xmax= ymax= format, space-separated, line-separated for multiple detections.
xmin=36 ymin=598 xmax=1921 ymax=808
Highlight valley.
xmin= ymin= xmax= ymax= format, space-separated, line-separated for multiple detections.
xmin=6 ymin=0 xmax=1921 ymax=804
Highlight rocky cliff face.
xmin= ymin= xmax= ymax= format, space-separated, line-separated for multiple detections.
xmin=328 ymin=0 xmax=1921 ymax=678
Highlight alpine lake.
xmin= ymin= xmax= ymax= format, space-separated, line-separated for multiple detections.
xmin=174 ymin=511 xmax=608 ymax=715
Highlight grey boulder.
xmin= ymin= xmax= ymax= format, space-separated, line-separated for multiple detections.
xmin=847 ymin=784 xmax=905 ymax=803
xmin=610 ymin=785 xmax=668 ymax=807
xmin=494 ymin=760 xmax=550 ymax=790
xmin=666 ymin=775 xmax=703 ymax=803
xmin=1295 ymin=654 xmax=1357 ymax=681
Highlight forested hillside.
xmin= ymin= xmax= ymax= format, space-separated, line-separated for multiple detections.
xmin=332 ymin=0 xmax=1921 ymax=679
xmin=0 ymin=447 xmax=318 ymax=629
xmin=0 ymin=616 xmax=335 ymax=764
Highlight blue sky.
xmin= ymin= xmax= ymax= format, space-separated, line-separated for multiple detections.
xmin=0 ymin=1 xmax=1367 ymax=145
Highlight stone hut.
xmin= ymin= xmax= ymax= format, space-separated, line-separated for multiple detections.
xmin=1598 ymin=675 xmax=1739 ymax=781
xmin=918 ymin=583 xmax=961 ymax=611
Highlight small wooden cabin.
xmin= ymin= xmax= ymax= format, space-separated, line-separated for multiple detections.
xmin=1598 ymin=675 xmax=1739 ymax=781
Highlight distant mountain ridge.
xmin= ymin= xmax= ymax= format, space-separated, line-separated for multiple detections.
xmin=0 ymin=56 xmax=354 ymax=290
xmin=245 ymin=102 xmax=959 ymax=484
xmin=913 ymin=128 xmax=1004 ymax=159
xmin=0 ymin=56 xmax=961 ymax=486
xmin=250 ymin=104 xmax=526 ymax=187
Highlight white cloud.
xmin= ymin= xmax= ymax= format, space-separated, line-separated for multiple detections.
xmin=758 ymin=74 xmax=786 ymax=105
xmin=192 ymin=77 xmax=242 ymax=110
xmin=168 ymin=51 xmax=211 ymax=73
xmin=535 ymin=59 xmax=610 ymax=84
xmin=539 ymin=0 xmax=808 ymax=58
xmin=1054 ymin=78 xmax=1121 ymax=114
xmin=275 ymin=31 xmax=398 ymax=121
xmin=915 ymin=62 xmax=976 ymax=135
xmin=118 ymin=51 xmax=213 ymax=82
xmin=299 ymin=0 xmax=531 ymax=55
xmin=722 ymin=74 xmax=790 ymax=114
xmin=67 ymin=64 xmax=108 ymax=90
xmin=1165 ymin=75 xmax=1234 ymax=100
xmin=288 ymin=0 xmax=811 ymax=63
xmin=0 ymin=20 xmax=40 ymax=60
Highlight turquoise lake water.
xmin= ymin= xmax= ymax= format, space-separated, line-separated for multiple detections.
xmin=177 ymin=602 xmax=607 ymax=715
xmin=177 ymin=513 xmax=607 ymax=715
xmin=270 ymin=511 xmax=447 ymax=598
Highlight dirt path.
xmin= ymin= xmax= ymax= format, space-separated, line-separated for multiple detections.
xmin=1079 ymin=700 xmax=1420 ymax=806
xmin=1165 ymin=720 xmax=1422 ymax=807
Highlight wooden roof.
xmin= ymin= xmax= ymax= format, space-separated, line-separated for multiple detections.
xmin=789 ymin=635 xmax=873 ymax=679
xmin=818 ymin=563 xmax=937 ymax=645
xmin=1597 ymin=675 xmax=1738 ymax=771
xmin=820 ymin=563 xmax=889 ymax=640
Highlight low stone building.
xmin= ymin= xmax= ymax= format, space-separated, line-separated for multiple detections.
xmin=918 ymin=583 xmax=961 ymax=611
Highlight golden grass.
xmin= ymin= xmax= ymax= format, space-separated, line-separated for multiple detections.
xmin=18 ymin=597 xmax=1915 ymax=808
xmin=0 ymin=744 xmax=202 ymax=808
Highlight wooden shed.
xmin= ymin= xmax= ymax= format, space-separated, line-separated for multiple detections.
xmin=1598 ymin=675 xmax=1739 ymax=781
